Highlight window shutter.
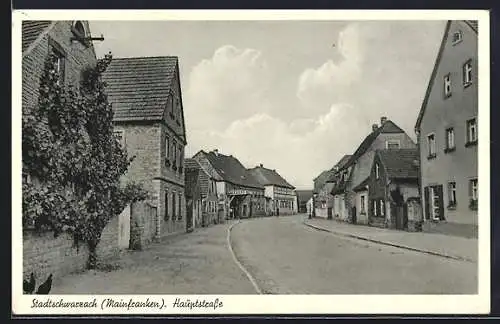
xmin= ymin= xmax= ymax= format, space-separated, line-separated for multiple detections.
xmin=437 ymin=185 xmax=445 ymax=220
xmin=468 ymin=179 xmax=473 ymax=198
xmin=424 ymin=187 xmax=430 ymax=220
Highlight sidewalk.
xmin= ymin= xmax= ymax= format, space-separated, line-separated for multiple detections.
xmin=303 ymin=217 xmax=478 ymax=263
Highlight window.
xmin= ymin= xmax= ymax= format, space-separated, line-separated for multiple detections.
xmin=172 ymin=192 xmax=176 ymax=221
xmin=73 ymin=21 xmax=86 ymax=38
xmin=386 ymin=140 xmax=400 ymax=149
xmin=165 ymin=136 xmax=170 ymax=159
xmin=469 ymin=179 xmax=478 ymax=210
xmin=466 ymin=118 xmax=477 ymax=145
xmin=430 ymin=187 xmax=441 ymax=220
xmin=452 ymin=30 xmax=463 ymax=45
xmin=445 ymin=128 xmax=455 ymax=151
xmin=172 ymin=141 xmax=177 ymax=168
xmin=375 ymin=163 xmax=380 ymax=179
xmin=470 ymin=179 xmax=478 ymax=200
xmin=178 ymin=145 xmax=182 ymax=169
xmin=444 ymin=74 xmax=452 ymax=98
xmin=379 ymin=200 xmax=385 ymax=217
xmin=164 ymin=191 xmax=169 ymax=220
xmin=178 ymin=194 xmax=182 ymax=220
xmin=49 ymin=41 xmax=66 ymax=86
xmin=463 ymin=59 xmax=473 ymax=86
xmin=448 ymin=182 xmax=457 ymax=207
xmin=360 ymin=195 xmax=366 ymax=214
xmin=427 ymin=133 xmax=436 ymax=158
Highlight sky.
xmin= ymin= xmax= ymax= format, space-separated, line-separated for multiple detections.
xmin=89 ymin=20 xmax=446 ymax=190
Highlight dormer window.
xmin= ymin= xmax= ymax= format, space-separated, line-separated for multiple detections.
xmin=452 ymin=30 xmax=463 ymax=45
xmin=71 ymin=21 xmax=89 ymax=46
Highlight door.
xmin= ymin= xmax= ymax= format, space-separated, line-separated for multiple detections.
xmin=327 ymin=207 xmax=332 ymax=219
xmin=351 ymin=206 xmax=357 ymax=224
xmin=186 ymin=199 xmax=193 ymax=232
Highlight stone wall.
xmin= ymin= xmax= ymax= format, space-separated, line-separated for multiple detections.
xmin=23 ymin=214 xmax=119 ymax=288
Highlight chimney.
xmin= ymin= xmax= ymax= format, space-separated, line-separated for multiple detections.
xmin=213 ymin=149 xmax=219 ymax=156
xmin=372 ymin=124 xmax=378 ymax=132
xmin=380 ymin=116 xmax=387 ymax=125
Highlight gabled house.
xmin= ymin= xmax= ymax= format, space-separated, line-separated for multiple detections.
xmin=22 ymin=21 xmax=98 ymax=186
xmin=185 ymin=158 xmax=220 ymax=227
xmin=324 ymin=155 xmax=352 ymax=220
xmin=296 ymin=190 xmax=313 ymax=213
xmin=102 ymin=56 xmax=188 ymax=237
xmin=247 ymin=164 xmax=296 ymax=216
xmin=367 ymin=149 xmax=420 ymax=230
xmin=339 ymin=117 xmax=417 ymax=224
xmin=192 ymin=150 xmax=266 ymax=219
xmin=414 ymin=21 xmax=478 ymax=238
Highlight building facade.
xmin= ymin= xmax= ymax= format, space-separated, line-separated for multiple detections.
xmin=339 ymin=118 xmax=417 ymax=224
xmin=192 ymin=150 xmax=266 ymax=219
xmin=414 ymin=20 xmax=478 ymax=238
xmin=185 ymin=158 xmax=220 ymax=227
xmin=367 ymin=149 xmax=420 ymax=230
xmin=248 ymin=164 xmax=296 ymax=216
xmin=102 ymin=56 xmax=188 ymax=237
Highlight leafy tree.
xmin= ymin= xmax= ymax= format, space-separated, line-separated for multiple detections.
xmin=22 ymin=52 xmax=148 ymax=269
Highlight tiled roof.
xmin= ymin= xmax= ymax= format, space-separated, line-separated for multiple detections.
xmin=295 ymin=190 xmax=313 ymax=203
xmin=204 ymin=151 xmax=263 ymax=189
xmin=185 ymin=158 xmax=212 ymax=198
xmin=326 ymin=154 xmax=352 ymax=182
xmin=353 ymin=177 xmax=370 ymax=192
xmin=22 ymin=21 xmax=52 ymax=53
xmin=102 ymin=56 xmax=178 ymax=122
xmin=464 ymin=20 xmax=478 ymax=33
xmin=342 ymin=120 xmax=405 ymax=170
xmin=247 ymin=166 xmax=295 ymax=189
xmin=376 ymin=149 xmax=419 ymax=179
xmin=313 ymin=169 xmax=334 ymax=193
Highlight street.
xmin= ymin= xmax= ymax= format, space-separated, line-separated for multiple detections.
xmin=53 ymin=215 xmax=477 ymax=295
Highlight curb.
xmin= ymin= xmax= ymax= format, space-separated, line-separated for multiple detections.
xmin=227 ymin=220 xmax=263 ymax=294
xmin=303 ymin=221 xmax=475 ymax=263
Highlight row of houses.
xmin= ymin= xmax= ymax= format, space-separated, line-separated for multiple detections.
xmin=311 ymin=20 xmax=478 ymax=238
xmin=21 ymin=20 xmax=299 ymax=281
xmin=184 ymin=150 xmax=298 ymax=231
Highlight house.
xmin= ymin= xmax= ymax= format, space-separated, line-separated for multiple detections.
xmin=21 ymin=20 xmax=125 ymax=281
xmin=325 ymin=155 xmax=352 ymax=220
xmin=414 ymin=20 xmax=478 ymax=238
xmin=337 ymin=117 xmax=417 ymax=224
xmin=296 ymin=190 xmax=313 ymax=213
xmin=102 ymin=56 xmax=188 ymax=237
xmin=185 ymin=158 xmax=220 ymax=227
xmin=184 ymin=166 xmax=202 ymax=232
xmin=312 ymin=168 xmax=336 ymax=218
xmin=366 ymin=149 xmax=420 ymax=230
xmin=192 ymin=150 xmax=266 ymax=219
xmin=247 ymin=164 xmax=296 ymax=216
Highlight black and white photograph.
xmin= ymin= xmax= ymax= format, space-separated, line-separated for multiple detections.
xmin=12 ymin=10 xmax=490 ymax=315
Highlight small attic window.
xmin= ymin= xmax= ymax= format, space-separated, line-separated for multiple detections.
xmin=71 ymin=21 xmax=89 ymax=47
xmin=452 ymin=30 xmax=463 ymax=45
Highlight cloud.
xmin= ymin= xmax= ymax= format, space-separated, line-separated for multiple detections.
xmin=296 ymin=23 xmax=364 ymax=114
xmin=186 ymin=104 xmax=370 ymax=189
xmin=184 ymin=45 xmax=272 ymax=131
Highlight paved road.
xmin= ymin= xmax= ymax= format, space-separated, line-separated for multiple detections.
xmin=230 ymin=215 xmax=477 ymax=294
